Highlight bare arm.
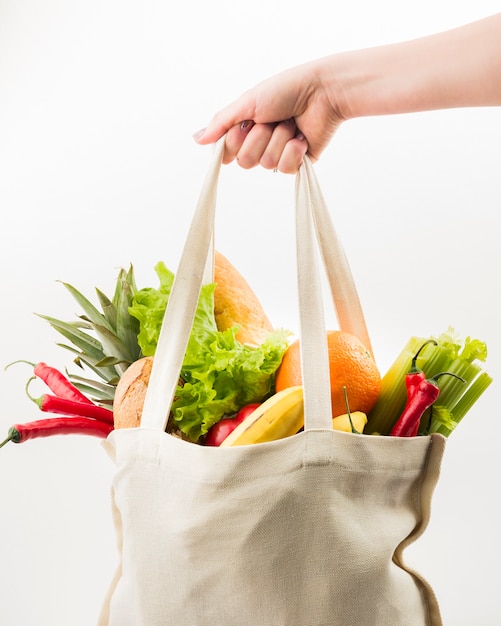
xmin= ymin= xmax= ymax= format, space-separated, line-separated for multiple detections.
xmin=194 ymin=13 xmax=501 ymax=172
xmin=342 ymin=12 xmax=501 ymax=117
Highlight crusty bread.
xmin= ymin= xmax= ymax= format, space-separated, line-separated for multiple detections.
xmin=214 ymin=251 xmax=274 ymax=345
xmin=113 ymin=356 xmax=153 ymax=429
xmin=113 ymin=356 xmax=186 ymax=436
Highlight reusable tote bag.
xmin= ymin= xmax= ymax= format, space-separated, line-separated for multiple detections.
xmin=99 ymin=137 xmax=446 ymax=626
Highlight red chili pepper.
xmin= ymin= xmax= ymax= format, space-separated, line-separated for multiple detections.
xmin=0 ymin=417 xmax=113 ymax=448
xmin=391 ymin=372 xmax=465 ymax=437
xmin=405 ymin=339 xmax=438 ymax=398
xmin=7 ymin=360 xmax=94 ymax=404
xmin=31 ymin=393 xmax=115 ymax=425
xmin=24 ymin=376 xmax=114 ymax=424
xmin=33 ymin=361 xmax=94 ymax=404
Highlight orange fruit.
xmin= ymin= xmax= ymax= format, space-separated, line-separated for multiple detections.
xmin=275 ymin=330 xmax=381 ymax=418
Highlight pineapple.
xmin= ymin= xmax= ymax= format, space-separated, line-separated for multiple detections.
xmin=37 ymin=266 xmax=142 ymax=407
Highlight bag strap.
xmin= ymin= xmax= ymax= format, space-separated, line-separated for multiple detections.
xmin=294 ymin=159 xmax=372 ymax=429
xmin=302 ymin=158 xmax=373 ymax=358
xmin=139 ymin=138 xmax=224 ymax=431
xmin=140 ymin=137 xmax=372 ymax=432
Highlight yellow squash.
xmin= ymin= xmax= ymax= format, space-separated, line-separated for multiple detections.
xmin=331 ymin=411 xmax=367 ymax=433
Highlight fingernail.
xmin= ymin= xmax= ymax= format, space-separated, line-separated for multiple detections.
xmin=295 ymin=131 xmax=306 ymax=141
xmin=240 ymin=120 xmax=254 ymax=132
xmin=193 ymin=128 xmax=206 ymax=141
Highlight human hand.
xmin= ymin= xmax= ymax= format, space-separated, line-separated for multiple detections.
xmin=193 ymin=60 xmax=346 ymax=173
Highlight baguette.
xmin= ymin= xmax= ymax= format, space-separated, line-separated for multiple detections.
xmin=214 ymin=251 xmax=274 ymax=346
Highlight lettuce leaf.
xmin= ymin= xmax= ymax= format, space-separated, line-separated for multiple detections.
xmin=129 ymin=261 xmax=290 ymax=441
xmin=174 ymin=327 xmax=290 ymax=441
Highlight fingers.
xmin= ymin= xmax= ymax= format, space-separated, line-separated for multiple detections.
xmin=222 ymin=120 xmax=259 ymax=165
xmin=231 ymin=122 xmax=279 ymax=168
xmin=207 ymin=119 xmax=308 ymax=173
xmin=238 ymin=120 xmax=308 ymax=173
xmin=193 ymin=99 xmax=309 ymax=173
xmin=276 ymin=135 xmax=309 ymax=173
xmin=257 ymin=119 xmax=298 ymax=170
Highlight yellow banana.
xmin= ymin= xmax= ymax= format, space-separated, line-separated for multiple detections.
xmin=332 ymin=411 xmax=367 ymax=434
xmin=220 ymin=386 xmax=304 ymax=446
xmin=220 ymin=387 xmax=367 ymax=446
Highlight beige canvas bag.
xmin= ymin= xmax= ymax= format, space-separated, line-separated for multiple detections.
xmin=99 ymin=137 xmax=446 ymax=626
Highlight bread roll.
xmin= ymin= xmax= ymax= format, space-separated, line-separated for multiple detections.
xmin=113 ymin=356 xmax=153 ymax=429
xmin=114 ymin=357 xmax=187 ymax=436
xmin=214 ymin=251 xmax=274 ymax=345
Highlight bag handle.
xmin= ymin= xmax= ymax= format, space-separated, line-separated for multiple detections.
xmin=140 ymin=136 xmax=372 ymax=432
xmin=302 ymin=158 xmax=373 ymax=358
xmin=294 ymin=158 xmax=372 ymax=429
xmin=139 ymin=138 xmax=224 ymax=431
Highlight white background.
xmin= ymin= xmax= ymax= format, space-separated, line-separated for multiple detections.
xmin=0 ymin=2 xmax=499 ymax=624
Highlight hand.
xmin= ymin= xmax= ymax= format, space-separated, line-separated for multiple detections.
xmin=193 ymin=60 xmax=346 ymax=173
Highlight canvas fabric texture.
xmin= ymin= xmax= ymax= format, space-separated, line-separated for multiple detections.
xmin=98 ymin=139 xmax=445 ymax=626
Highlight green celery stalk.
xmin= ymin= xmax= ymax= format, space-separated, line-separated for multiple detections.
xmin=435 ymin=360 xmax=482 ymax=407
xmin=431 ymin=371 xmax=493 ymax=436
xmin=367 ymin=329 xmax=492 ymax=437
xmin=415 ymin=345 xmax=453 ymax=380
xmin=365 ymin=336 xmax=424 ymax=435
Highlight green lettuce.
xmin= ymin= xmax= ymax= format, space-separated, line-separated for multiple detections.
xmin=129 ymin=262 xmax=290 ymax=441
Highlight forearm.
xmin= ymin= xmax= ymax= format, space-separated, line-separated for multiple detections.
xmin=324 ymin=13 xmax=501 ymax=120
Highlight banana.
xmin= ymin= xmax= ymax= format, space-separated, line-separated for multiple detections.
xmin=220 ymin=387 xmax=368 ymax=447
xmin=220 ymin=386 xmax=304 ymax=446
xmin=331 ymin=411 xmax=367 ymax=434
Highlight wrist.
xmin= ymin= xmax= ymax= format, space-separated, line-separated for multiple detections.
xmin=317 ymin=45 xmax=422 ymax=121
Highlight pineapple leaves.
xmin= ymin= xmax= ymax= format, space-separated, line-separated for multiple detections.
xmin=94 ymin=266 xmax=141 ymax=362
xmin=53 ymin=337 xmax=123 ymax=383
xmin=96 ymin=288 xmax=117 ymax=331
xmin=79 ymin=319 xmax=136 ymax=371
xmin=114 ymin=268 xmax=141 ymax=362
xmin=38 ymin=265 xmax=142 ymax=388
xmin=59 ymin=281 xmax=116 ymax=334
xmin=63 ymin=371 xmax=116 ymax=404
xmin=37 ymin=315 xmax=108 ymax=359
